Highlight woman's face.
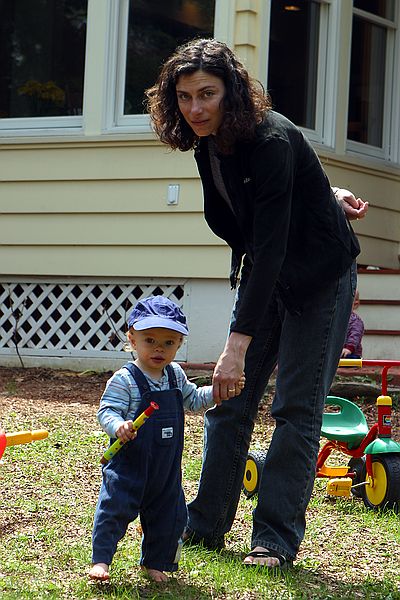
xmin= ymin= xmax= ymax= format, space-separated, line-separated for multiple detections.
xmin=176 ymin=70 xmax=225 ymax=137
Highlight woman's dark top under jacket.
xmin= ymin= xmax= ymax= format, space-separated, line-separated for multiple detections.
xmin=194 ymin=110 xmax=360 ymax=337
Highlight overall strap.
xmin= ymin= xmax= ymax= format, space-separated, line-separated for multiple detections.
xmin=166 ymin=364 xmax=178 ymax=388
xmin=122 ymin=362 xmax=151 ymax=397
xmin=123 ymin=362 xmax=177 ymax=392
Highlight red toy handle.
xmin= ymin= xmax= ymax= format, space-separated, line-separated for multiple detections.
xmin=0 ymin=431 xmax=7 ymax=460
xmin=144 ymin=401 xmax=159 ymax=416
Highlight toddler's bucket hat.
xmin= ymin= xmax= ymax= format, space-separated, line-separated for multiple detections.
xmin=128 ymin=295 xmax=188 ymax=335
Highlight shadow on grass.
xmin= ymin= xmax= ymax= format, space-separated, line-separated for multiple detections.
xmin=201 ymin=547 xmax=400 ymax=599
xmin=323 ymin=494 xmax=400 ymax=517
xmin=88 ymin=578 xmax=213 ymax=600
xmin=287 ymin=566 xmax=400 ymax=599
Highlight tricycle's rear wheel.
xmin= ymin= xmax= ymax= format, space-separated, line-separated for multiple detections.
xmin=361 ymin=454 xmax=400 ymax=512
xmin=242 ymin=450 xmax=267 ymax=499
xmin=348 ymin=456 xmax=365 ymax=498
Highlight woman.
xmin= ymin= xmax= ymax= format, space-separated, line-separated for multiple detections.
xmin=146 ymin=38 xmax=368 ymax=569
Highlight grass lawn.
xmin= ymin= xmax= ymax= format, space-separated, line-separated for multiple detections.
xmin=0 ymin=368 xmax=399 ymax=599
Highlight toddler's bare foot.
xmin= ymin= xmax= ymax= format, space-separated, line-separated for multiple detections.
xmin=141 ymin=566 xmax=169 ymax=582
xmin=89 ymin=562 xmax=110 ymax=581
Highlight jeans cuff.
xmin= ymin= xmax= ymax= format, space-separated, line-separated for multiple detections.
xmin=183 ymin=527 xmax=225 ymax=550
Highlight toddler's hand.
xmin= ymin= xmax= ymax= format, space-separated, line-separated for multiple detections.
xmin=115 ymin=420 xmax=138 ymax=443
xmin=341 ymin=348 xmax=351 ymax=358
xmin=238 ymin=373 xmax=246 ymax=390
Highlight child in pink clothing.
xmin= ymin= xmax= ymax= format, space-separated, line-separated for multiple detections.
xmin=341 ymin=290 xmax=364 ymax=359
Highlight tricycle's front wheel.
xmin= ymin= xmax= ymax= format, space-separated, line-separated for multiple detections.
xmin=361 ymin=454 xmax=400 ymax=512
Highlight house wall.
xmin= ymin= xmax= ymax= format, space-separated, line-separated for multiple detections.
xmin=320 ymin=155 xmax=400 ymax=269
xmin=356 ymin=270 xmax=400 ymax=359
xmin=0 ymin=141 xmax=229 ymax=278
xmin=1 ymin=139 xmax=399 ymax=278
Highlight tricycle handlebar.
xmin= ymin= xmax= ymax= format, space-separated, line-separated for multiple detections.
xmin=338 ymin=358 xmax=400 ymax=395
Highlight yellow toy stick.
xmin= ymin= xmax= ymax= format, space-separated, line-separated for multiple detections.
xmin=0 ymin=429 xmax=48 ymax=460
xmin=100 ymin=401 xmax=159 ymax=465
xmin=5 ymin=430 xmax=49 ymax=447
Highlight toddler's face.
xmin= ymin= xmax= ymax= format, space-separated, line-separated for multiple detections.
xmin=128 ymin=327 xmax=183 ymax=377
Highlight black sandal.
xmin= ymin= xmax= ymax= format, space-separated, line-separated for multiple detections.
xmin=243 ymin=549 xmax=292 ymax=570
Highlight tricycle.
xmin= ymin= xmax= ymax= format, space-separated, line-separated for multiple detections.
xmin=243 ymin=358 xmax=400 ymax=512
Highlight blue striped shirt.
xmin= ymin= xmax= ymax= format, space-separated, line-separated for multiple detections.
xmin=97 ymin=361 xmax=214 ymax=437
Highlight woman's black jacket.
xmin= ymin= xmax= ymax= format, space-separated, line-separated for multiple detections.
xmin=193 ymin=111 xmax=360 ymax=337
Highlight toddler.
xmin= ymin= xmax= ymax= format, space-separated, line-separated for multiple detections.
xmin=89 ymin=295 xmax=244 ymax=582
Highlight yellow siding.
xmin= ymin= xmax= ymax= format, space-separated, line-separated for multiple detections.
xmin=1 ymin=138 xmax=400 ymax=275
xmin=352 ymin=236 xmax=398 ymax=269
xmin=0 ymin=245 xmax=230 ymax=278
xmin=0 ymin=141 xmax=230 ymax=278
xmin=1 ymin=142 xmax=196 ymax=181
xmin=322 ymin=153 xmax=400 ymax=268
xmin=0 ymin=213 xmax=220 ymax=245
xmin=1 ymin=179 xmax=203 ymax=213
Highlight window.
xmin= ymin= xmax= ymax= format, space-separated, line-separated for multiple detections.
xmin=0 ymin=0 xmax=87 ymax=130
xmin=111 ymin=0 xmax=215 ymax=130
xmin=347 ymin=0 xmax=397 ymax=160
xmin=266 ymin=0 xmax=332 ymax=144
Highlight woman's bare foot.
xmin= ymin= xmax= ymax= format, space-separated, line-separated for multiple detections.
xmin=89 ymin=562 xmax=110 ymax=581
xmin=243 ymin=546 xmax=281 ymax=567
xmin=141 ymin=566 xmax=169 ymax=582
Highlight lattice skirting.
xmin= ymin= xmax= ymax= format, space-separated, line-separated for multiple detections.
xmin=0 ymin=280 xmax=186 ymax=363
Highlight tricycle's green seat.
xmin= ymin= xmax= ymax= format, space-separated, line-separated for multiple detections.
xmin=321 ymin=396 xmax=369 ymax=449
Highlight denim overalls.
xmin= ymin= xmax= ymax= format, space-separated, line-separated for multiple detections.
xmin=92 ymin=363 xmax=187 ymax=573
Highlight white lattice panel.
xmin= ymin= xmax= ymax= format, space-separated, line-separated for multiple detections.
xmin=0 ymin=281 xmax=186 ymax=360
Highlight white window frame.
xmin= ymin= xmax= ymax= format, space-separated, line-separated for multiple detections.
xmin=265 ymin=0 xmax=337 ymax=148
xmin=298 ymin=0 xmax=334 ymax=146
xmin=0 ymin=116 xmax=83 ymax=136
xmin=104 ymin=0 xmax=232 ymax=134
xmin=346 ymin=6 xmax=399 ymax=163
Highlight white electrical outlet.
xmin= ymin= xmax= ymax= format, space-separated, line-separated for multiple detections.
xmin=167 ymin=184 xmax=180 ymax=205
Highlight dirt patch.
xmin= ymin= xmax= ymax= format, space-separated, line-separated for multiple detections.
xmin=0 ymin=366 xmax=398 ymax=439
xmin=0 ymin=366 xmax=110 ymax=408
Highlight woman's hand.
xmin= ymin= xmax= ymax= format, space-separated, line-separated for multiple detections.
xmin=332 ymin=187 xmax=369 ymax=220
xmin=115 ymin=420 xmax=138 ymax=443
xmin=213 ymin=332 xmax=251 ymax=404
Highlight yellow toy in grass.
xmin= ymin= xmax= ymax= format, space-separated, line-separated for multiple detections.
xmin=0 ymin=428 xmax=48 ymax=460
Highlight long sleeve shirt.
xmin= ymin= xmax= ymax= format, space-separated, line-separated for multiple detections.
xmin=344 ymin=312 xmax=364 ymax=356
xmin=97 ymin=361 xmax=214 ymax=438
xmin=195 ymin=110 xmax=360 ymax=335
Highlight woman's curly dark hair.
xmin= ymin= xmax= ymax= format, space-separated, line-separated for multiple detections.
xmin=145 ymin=38 xmax=271 ymax=153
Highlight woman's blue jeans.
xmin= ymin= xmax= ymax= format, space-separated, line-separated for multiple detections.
xmin=187 ymin=264 xmax=356 ymax=560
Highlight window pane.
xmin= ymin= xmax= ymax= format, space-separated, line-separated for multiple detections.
xmin=267 ymin=0 xmax=320 ymax=129
xmin=347 ymin=16 xmax=386 ymax=147
xmin=0 ymin=0 xmax=87 ymax=119
xmin=125 ymin=0 xmax=215 ymax=115
xmin=353 ymin=0 xmax=395 ymax=20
